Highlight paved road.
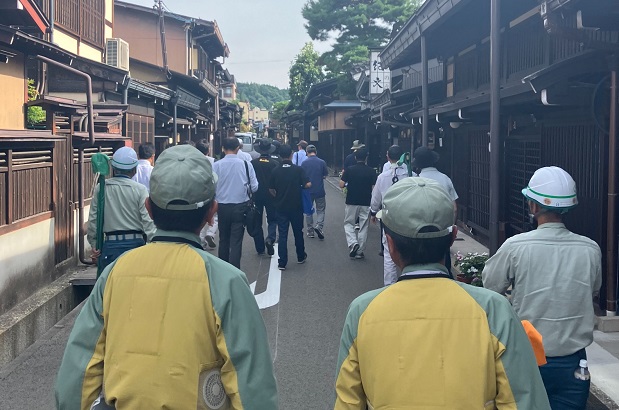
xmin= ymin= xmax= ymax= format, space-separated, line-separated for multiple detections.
xmin=0 ymin=181 xmax=383 ymax=409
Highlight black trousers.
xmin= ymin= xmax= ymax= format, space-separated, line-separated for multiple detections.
xmin=218 ymin=202 xmax=247 ymax=269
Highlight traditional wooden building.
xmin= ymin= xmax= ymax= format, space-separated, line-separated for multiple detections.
xmin=379 ymin=0 xmax=618 ymax=313
xmin=114 ymin=1 xmax=232 ymax=152
xmin=0 ymin=0 xmax=132 ymax=319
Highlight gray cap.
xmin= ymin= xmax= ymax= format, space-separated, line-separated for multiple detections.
xmin=111 ymin=146 xmax=138 ymax=170
xmin=150 ymin=145 xmax=217 ymax=211
xmin=377 ymin=177 xmax=454 ymax=238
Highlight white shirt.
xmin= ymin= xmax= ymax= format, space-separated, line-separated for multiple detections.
xmin=237 ymin=151 xmax=252 ymax=162
xmin=382 ymin=161 xmax=409 ymax=175
xmin=212 ymin=154 xmax=258 ymax=204
xmin=132 ymin=159 xmax=153 ymax=191
xmin=371 ymin=164 xmax=410 ymax=213
xmin=292 ymin=149 xmax=307 ymax=165
xmin=482 ymin=223 xmax=602 ymax=357
xmin=418 ymin=167 xmax=458 ymax=201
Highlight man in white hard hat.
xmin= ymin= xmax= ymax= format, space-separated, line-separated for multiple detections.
xmin=87 ymin=146 xmax=156 ymax=273
xmin=482 ymin=166 xmax=602 ymax=409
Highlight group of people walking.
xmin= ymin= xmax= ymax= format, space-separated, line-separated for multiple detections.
xmin=60 ymin=136 xmax=601 ymax=410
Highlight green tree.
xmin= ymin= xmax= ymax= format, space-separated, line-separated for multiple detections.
xmin=237 ymin=83 xmax=289 ymax=110
xmin=289 ymin=42 xmax=324 ymax=110
xmin=270 ymin=100 xmax=290 ymax=123
xmin=302 ymin=0 xmax=420 ymax=76
xmin=27 ymin=79 xmax=46 ymax=127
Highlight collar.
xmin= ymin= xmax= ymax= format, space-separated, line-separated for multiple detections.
xmin=113 ymin=174 xmax=132 ymax=179
xmin=537 ymin=222 xmax=566 ymax=230
xmin=152 ymin=229 xmax=202 ymax=247
xmin=401 ymin=263 xmax=449 ymax=277
xmin=421 ymin=167 xmax=438 ymax=172
xmin=137 ymin=159 xmax=151 ymax=165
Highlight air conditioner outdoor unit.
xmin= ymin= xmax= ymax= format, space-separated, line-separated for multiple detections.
xmin=105 ymin=38 xmax=130 ymax=71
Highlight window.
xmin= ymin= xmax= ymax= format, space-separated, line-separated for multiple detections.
xmin=54 ymin=0 xmax=105 ymax=48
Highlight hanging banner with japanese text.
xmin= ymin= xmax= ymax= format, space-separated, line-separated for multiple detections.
xmin=369 ymin=50 xmax=391 ymax=95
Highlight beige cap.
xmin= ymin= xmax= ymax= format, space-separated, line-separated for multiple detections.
xmin=150 ymin=145 xmax=217 ymax=211
xmin=377 ymin=177 xmax=454 ymax=238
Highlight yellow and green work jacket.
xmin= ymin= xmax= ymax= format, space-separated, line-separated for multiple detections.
xmin=335 ymin=263 xmax=550 ymax=410
xmin=55 ymin=230 xmax=278 ymax=410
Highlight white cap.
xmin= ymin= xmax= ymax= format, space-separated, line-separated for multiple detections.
xmin=579 ymin=359 xmax=587 ymax=368
xmin=111 ymin=147 xmax=138 ymax=170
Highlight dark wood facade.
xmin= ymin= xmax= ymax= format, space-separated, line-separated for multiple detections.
xmin=377 ymin=0 xmax=619 ymax=311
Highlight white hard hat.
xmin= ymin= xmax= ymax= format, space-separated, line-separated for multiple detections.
xmin=522 ymin=166 xmax=578 ymax=212
xmin=111 ymin=146 xmax=138 ymax=170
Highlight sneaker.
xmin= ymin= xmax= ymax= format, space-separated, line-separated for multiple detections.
xmin=349 ymin=243 xmax=360 ymax=258
xmin=355 ymin=252 xmax=365 ymax=259
xmin=297 ymin=253 xmax=308 ymax=264
xmin=265 ymin=239 xmax=275 ymax=256
xmin=354 ymin=223 xmax=360 ymax=231
xmin=307 ymin=232 xmax=315 ymax=238
xmin=278 ymin=265 xmax=286 ymax=271
xmin=205 ymin=235 xmax=217 ymax=249
xmin=315 ymin=228 xmax=324 ymax=240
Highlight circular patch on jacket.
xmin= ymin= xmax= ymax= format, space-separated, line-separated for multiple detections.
xmin=544 ymin=198 xmax=552 ymax=205
xmin=201 ymin=369 xmax=228 ymax=409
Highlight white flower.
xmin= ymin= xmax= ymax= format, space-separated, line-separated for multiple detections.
xmin=470 ymin=267 xmax=478 ymax=273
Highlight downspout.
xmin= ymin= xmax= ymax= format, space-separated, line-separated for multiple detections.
xmin=122 ymin=84 xmax=129 ymax=105
xmin=421 ymin=32 xmax=429 ymax=147
xmin=77 ymin=147 xmax=92 ymax=265
xmin=35 ymin=55 xmax=96 ymax=265
xmin=36 ymin=55 xmax=95 ymax=144
xmin=171 ymin=95 xmax=178 ymax=145
xmin=489 ymin=0 xmax=501 ymax=254
xmin=49 ymin=0 xmax=54 ymax=44
xmin=607 ymin=57 xmax=618 ymax=315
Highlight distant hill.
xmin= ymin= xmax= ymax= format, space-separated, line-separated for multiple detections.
xmin=237 ymin=83 xmax=289 ymax=110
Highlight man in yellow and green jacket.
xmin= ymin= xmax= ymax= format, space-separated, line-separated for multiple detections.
xmin=55 ymin=145 xmax=278 ymax=410
xmin=335 ymin=178 xmax=550 ymax=409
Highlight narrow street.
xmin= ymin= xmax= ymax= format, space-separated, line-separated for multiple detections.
xmin=0 ymin=180 xmax=384 ymax=409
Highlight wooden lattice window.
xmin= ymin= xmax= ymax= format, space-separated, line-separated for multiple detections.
xmin=54 ymin=0 xmax=105 ymax=48
xmin=506 ymin=19 xmax=546 ymax=78
xmin=454 ymin=47 xmax=477 ymax=94
xmin=467 ymin=130 xmax=490 ymax=232
xmin=0 ymin=148 xmax=54 ymax=224
xmin=505 ymin=138 xmax=541 ymax=234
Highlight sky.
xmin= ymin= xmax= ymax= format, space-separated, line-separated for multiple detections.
xmin=130 ymin=0 xmax=333 ymax=89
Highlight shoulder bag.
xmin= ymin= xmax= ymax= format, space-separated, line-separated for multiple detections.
xmin=243 ymin=161 xmax=262 ymax=238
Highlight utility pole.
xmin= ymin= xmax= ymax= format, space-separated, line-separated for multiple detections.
xmin=156 ymin=0 xmax=170 ymax=77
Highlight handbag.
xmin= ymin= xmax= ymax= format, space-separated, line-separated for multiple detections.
xmin=243 ymin=161 xmax=262 ymax=238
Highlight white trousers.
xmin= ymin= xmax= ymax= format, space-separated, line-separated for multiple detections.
xmin=200 ymin=212 xmax=218 ymax=241
xmin=382 ymin=229 xmax=399 ymax=285
xmin=344 ymin=205 xmax=370 ymax=252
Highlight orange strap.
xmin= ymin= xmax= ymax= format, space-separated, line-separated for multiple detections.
xmin=521 ymin=320 xmax=547 ymax=366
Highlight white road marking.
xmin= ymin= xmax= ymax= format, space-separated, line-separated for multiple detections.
xmin=250 ymin=244 xmax=282 ymax=309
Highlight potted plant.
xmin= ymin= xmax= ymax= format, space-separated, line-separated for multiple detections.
xmin=454 ymin=252 xmax=488 ymax=287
